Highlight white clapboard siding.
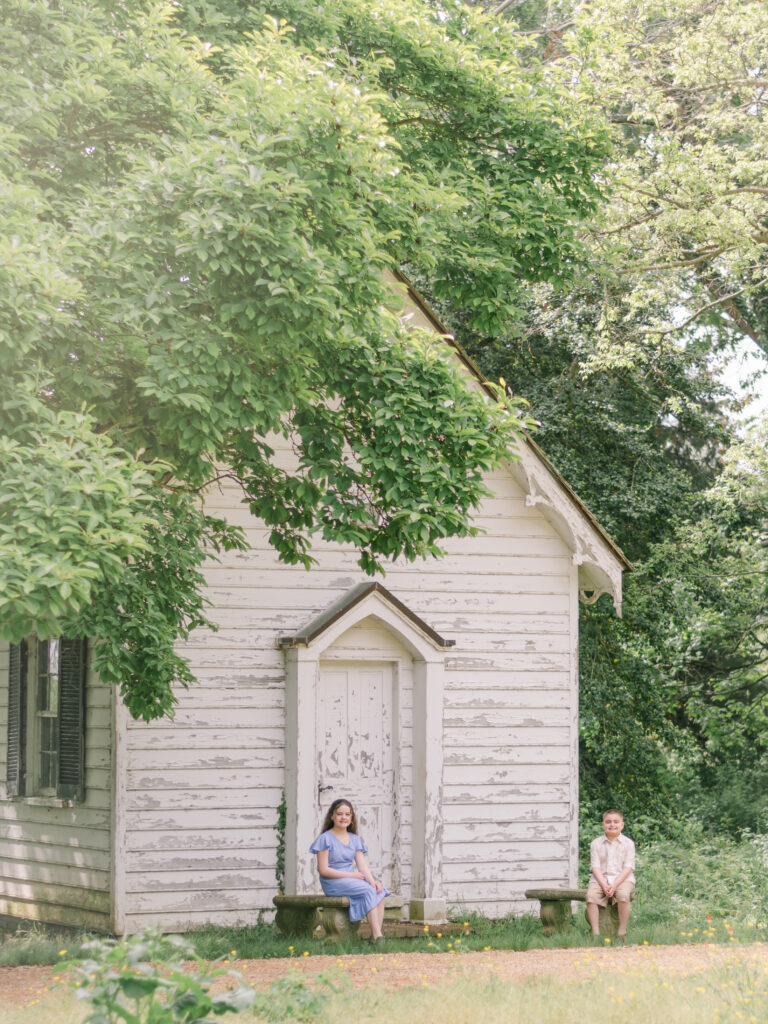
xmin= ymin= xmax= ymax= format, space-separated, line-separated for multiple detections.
xmin=444 ymin=840 xmax=570 ymax=865
xmin=122 ymin=455 xmax=578 ymax=929
xmin=127 ymin=828 xmax=278 ymax=852
xmin=128 ymin=748 xmax=284 ymax=771
xmin=125 ymin=787 xmax=283 ymax=812
xmin=444 ymin=819 xmax=569 ymax=843
xmin=0 ymin=644 xmax=113 ymax=931
xmin=126 ymin=729 xmax=283 ymax=751
xmin=125 ymin=849 xmax=277 ymax=873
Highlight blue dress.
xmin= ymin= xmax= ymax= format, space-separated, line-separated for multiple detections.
xmin=309 ymin=830 xmax=390 ymax=922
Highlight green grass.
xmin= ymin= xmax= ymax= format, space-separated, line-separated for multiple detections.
xmin=0 ymin=929 xmax=92 ymax=968
xmin=306 ymin=963 xmax=768 ymax=1024
xmin=4 ymin=957 xmax=768 ymax=1024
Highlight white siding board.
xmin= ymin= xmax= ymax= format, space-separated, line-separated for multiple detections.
xmin=444 ymin=726 xmax=572 ymax=747
xmin=203 ymin=561 xmax=572 ymax=586
xmin=0 ymin=858 xmax=110 ymax=890
xmin=445 ymin=707 xmax=570 ymax=728
xmin=125 ymin=849 xmax=276 ymax=873
xmin=125 ymin=808 xmax=278 ymax=830
xmin=444 ymin=670 xmax=570 ymax=690
xmin=170 ymin=686 xmax=284 ymax=708
xmin=444 ymin=771 xmax=570 ymax=796
xmin=127 ymin=828 xmax=277 ymax=852
xmin=442 ymin=784 xmax=570 ymax=810
xmin=444 ymin=820 xmax=569 ymax=843
xmin=127 ymin=887 xmax=275 ymax=914
xmin=444 ymin=866 xmax=569 ymax=891
xmin=125 ymin=729 xmax=283 ymax=750
xmin=125 ymin=787 xmax=282 ymax=812
xmin=445 ymin=692 xmax=570 ymax=711
xmin=126 ymin=768 xmax=283 ymax=791
xmin=126 ymin=868 xmax=275 ymax=894
xmin=125 ymin=909 xmax=271 ymax=931
xmin=1 ymin=841 xmax=110 ymax=872
xmin=204 ymin=586 xmax=571 ymax=614
xmin=443 ymin=804 xmax=569 ymax=825
xmin=444 ymin=840 xmax=569 ymax=864
xmin=445 ymin=763 xmax=573 ymax=787
xmin=127 ymin=748 xmax=283 ymax=771
xmin=0 ymin=820 xmax=114 ymax=852
xmin=127 ymin=708 xmax=284 ymax=730
xmin=444 ymin=745 xmax=570 ymax=766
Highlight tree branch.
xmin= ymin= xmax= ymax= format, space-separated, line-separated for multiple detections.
xmin=642 ymin=285 xmax=748 ymax=337
xmin=617 ymin=246 xmax=726 ymax=274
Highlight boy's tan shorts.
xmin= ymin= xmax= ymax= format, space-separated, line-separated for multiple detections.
xmin=586 ymin=879 xmax=635 ymax=906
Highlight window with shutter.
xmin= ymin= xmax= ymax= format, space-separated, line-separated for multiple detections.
xmin=5 ymin=636 xmax=87 ymax=801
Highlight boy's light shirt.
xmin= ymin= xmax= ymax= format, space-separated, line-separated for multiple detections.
xmin=590 ymin=833 xmax=636 ymax=885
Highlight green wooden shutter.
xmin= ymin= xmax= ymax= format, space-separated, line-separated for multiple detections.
xmin=57 ymin=637 xmax=87 ymax=802
xmin=6 ymin=640 xmax=27 ymax=797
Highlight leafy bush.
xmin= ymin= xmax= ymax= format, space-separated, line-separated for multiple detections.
xmin=249 ymin=973 xmax=350 ymax=1022
xmin=67 ymin=928 xmax=255 ymax=1024
xmin=635 ymin=820 xmax=768 ymax=926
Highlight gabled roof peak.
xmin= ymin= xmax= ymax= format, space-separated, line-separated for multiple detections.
xmin=278 ymin=581 xmax=455 ymax=650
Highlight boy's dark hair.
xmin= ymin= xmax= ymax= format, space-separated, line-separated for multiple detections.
xmin=321 ymin=798 xmax=358 ymax=834
xmin=602 ymin=808 xmax=623 ymax=820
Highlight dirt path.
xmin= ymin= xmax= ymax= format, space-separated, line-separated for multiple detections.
xmin=4 ymin=943 xmax=768 ymax=1011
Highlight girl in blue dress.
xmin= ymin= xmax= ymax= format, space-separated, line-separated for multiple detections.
xmin=310 ymin=798 xmax=389 ymax=942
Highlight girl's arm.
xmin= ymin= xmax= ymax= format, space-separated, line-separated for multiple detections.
xmin=316 ymin=848 xmax=365 ymax=880
xmin=354 ymin=850 xmax=383 ymax=892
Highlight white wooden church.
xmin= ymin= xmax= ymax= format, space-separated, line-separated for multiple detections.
xmin=0 ymin=276 xmax=628 ymax=933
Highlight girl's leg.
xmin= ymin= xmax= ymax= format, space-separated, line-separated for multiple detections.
xmin=366 ymin=897 xmax=385 ymax=940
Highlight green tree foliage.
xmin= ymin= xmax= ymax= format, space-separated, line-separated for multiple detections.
xmin=432 ymin=278 xmax=733 ymax=825
xmin=633 ymin=419 xmax=768 ymax=832
xmin=461 ymin=0 xmax=768 ymax=832
xmin=491 ymin=0 xmax=768 ymax=364
xmin=570 ymin=0 xmax=768 ymax=360
xmin=0 ymin=0 xmax=605 ymax=717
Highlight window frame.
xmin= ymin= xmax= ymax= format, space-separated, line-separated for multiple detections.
xmin=6 ymin=636 xmax=87 ymax=802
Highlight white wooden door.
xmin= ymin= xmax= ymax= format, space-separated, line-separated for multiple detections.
xmin=317 ymin=661 xmax=395 ymax=887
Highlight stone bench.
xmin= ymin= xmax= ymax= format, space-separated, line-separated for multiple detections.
xmin=525 ymin=887 xmax=629 ymax=937
xmin=273 ymin=894 xmax=405 ymax=942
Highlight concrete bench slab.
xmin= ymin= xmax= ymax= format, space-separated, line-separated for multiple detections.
xmin=273 ymin=895 xmax=359 ymax=942
xmin=525 ymin=887 xmax=627 ymax=937
xmin=273 ymin=894 xmax=405 ymax=942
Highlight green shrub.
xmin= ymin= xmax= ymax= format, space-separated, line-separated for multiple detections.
xmin=634 ymin=820 xmax=768 ymax=927
xmin=67 ymin=928 xmax=255 ymax=1024
xmin=249 ymin=972 xmax=349 ymax=1022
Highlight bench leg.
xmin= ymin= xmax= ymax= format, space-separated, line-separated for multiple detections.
xmin=318 ymin=908 xmax=361 ymax=943
xmin=583 ymin=903 xmax=619 ymax=937
xmin=599 ymin=903 xmax=619 ymax=936
xmin=539 ymin=899 xmax=572 ymax=936
xmin=275 ymin=905 xmax=321 ymax=938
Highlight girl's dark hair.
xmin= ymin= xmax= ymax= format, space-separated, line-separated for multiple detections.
xmin=322 ymin=798 xmax=358 ymax=834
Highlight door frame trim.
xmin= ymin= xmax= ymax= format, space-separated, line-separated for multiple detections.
xmin=282 ymin=587 xmax=447 ymax=903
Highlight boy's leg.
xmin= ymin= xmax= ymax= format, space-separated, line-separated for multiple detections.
xmin=585 ymin=879 xmax=606 ymax=936
xmin=614 ymin=880 xmax=634 ymax=937
xmin=586 ymin=902 xmax=600 ymax=935
xmin=617 ymin=900 xmax=630 ymax=936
